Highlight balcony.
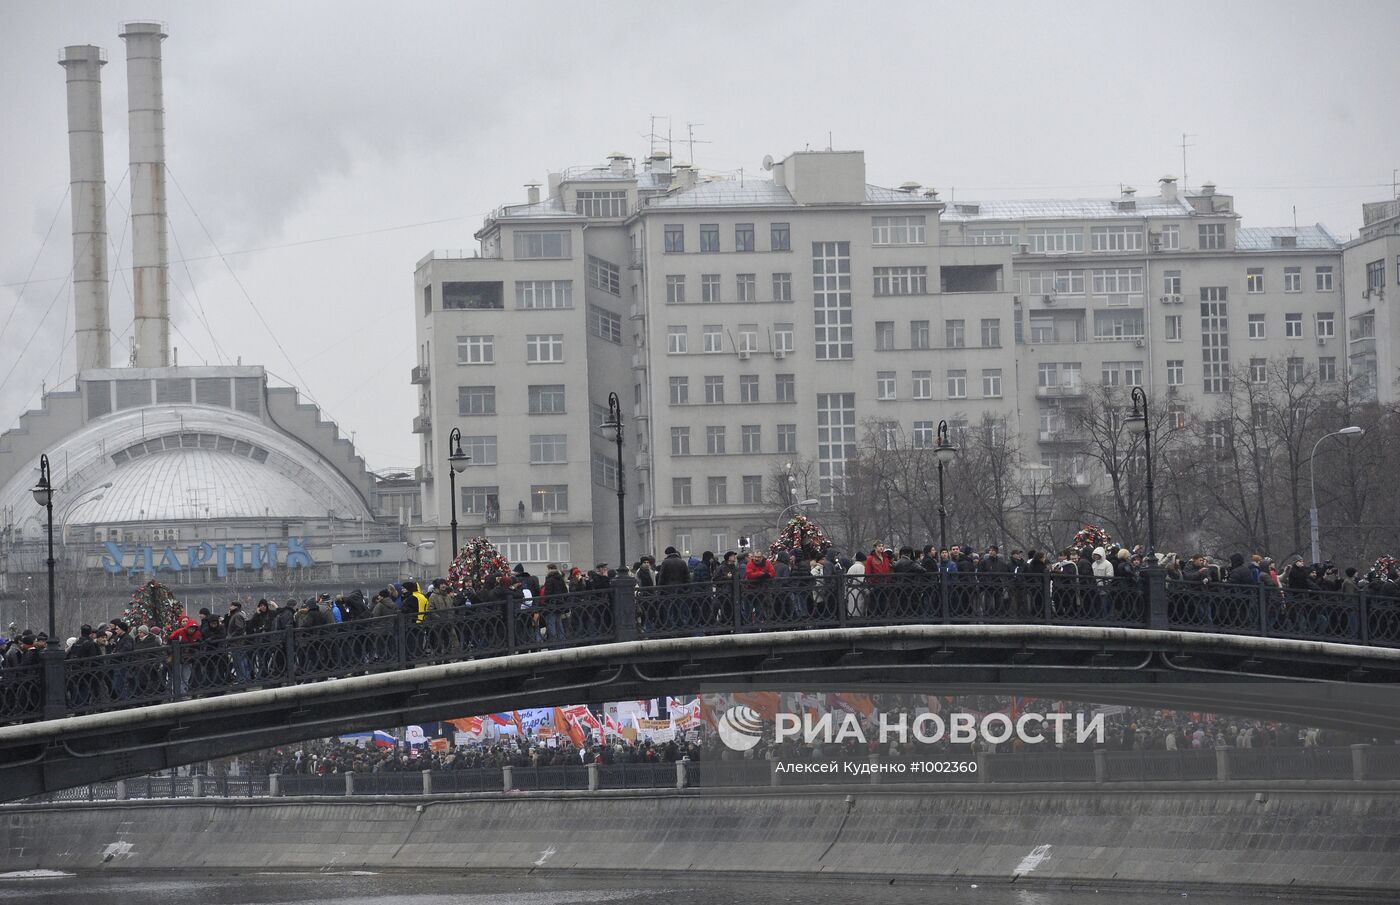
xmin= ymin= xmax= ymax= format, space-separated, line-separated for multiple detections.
xmin=1035 ymin=384 xmax=1085 ymax=399
xmin=414 ymin=464 xmax=433 ymax=484
xmin=411 ymin=414 xmax=432 ymax=434
xmin=1038 ymin=429 xmax=1085 ymax=444
xmin=410 ymin=365 xmax=430 ymax=385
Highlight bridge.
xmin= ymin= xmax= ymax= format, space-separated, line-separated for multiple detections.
xmin=3 ymin=571 xmax=1400 ymax=800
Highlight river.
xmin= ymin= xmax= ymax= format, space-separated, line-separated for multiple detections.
xmin=0 ymin=872 xmax=1378 ymax=904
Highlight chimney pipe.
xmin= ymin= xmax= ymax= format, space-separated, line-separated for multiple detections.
xmin=59 ymin=45 xmax=112 ymax=372
xmin=120 ymin=21 xmax=170 ymax=368
xmin=525 ymin=183 xmax=540 ymax=205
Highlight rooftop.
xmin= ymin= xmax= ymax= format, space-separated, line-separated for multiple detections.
xmin=642 ymin=176 xmax=930 ymax=209
xmin=1234 ymin=224 xmax=1340 ymax=252
xmin=941 ymin=197 xmax=1199 ymax=222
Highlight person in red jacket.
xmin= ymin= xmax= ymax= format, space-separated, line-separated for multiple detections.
xmin=743 ymin=552 xmax=776 ymax=624
xmin=865 ymin=542 xmax=893 ymax=617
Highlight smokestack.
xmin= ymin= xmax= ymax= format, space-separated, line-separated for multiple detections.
xmin=119 ymin=21 xmax=170 ymax=368
xmin=59 ymin=45 xmax=112 ymax=372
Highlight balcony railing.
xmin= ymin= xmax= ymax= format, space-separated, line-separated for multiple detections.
xmin=1036 ymin=384 xmax=1085 ymax=398
xmin=410 ymin=365 xmax=430 ymax=386
xmin=411 ymin=414 xmax=432 ymax=434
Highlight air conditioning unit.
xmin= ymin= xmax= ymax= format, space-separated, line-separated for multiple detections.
xmin=1134 ymin=338 xmax=1145 ymax=348
xmin=1317 ymin=336 xmax=1327 ymax=346
xmin=1362 ymin=289 xmax=1372 ymax=299
xmin=738 ymin=349 xmax=751 ymax=360
xmin=774 ymin=349 xmax=787 ymax=360
xmin=1042 ymin=294 xmax=1056 ymax=305
xmin=1160 ymin=294 xmax=1181 ymax=305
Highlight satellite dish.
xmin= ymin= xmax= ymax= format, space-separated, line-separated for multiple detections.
xmin=761 ymin=154 xmax=774 ymax=171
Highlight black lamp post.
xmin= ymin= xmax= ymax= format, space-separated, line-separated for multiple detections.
xmin=1125 ymin=385 xmax=1156 ymax=554
xmin=933 ymin=421 xmax=957 ymax=554
xmin=446 ymin=428 xmax=471 ymax=559
xmin=30 ymin=454 xmax=55 ymax=639
xmin=600 ymin=392 xmax=626 ymax=568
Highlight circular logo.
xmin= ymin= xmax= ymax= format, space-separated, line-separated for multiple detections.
xmin=717 ymin=705 xmax=765 ymax=751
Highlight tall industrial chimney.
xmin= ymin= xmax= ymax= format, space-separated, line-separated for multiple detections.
xmin=119 ymin=21 xmax=170 ymax=368
xmin=59 ymin=45 xmax=112 ymax=372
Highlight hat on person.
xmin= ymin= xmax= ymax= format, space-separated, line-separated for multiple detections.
xmin=35 ymin=632 xmax=48 ymax=642
xmin=19 ymin=632 xmax=36 ymax=644
xmin=80 ymin=624 xmax=94 ymax=636
xmin=512 ymin=563 xmax=526 ymax=575
xmin=1092 ymin=547 xmax=1105 ymax=559
xmin=136 ymin=625 xmax=150 ymax=636
xmin=198 ymin=607 xmax=212 ymax=616
xmin=664 ymin=546 xmax=678 ymax=556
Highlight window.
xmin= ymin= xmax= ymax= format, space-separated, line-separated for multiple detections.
xmin=700 ymin=224 xmax=720 ymax=253
xmin=672 ymin=477 xmax=692 ymax=506
xmin=875 ymin=321 xmax=895 ymax=351
xmin=672 ymin=529 xmax=691 ymax=553
xmin=1284 ymin=267 xmax=1302 ymax=292
xmin=770 ymin=222 xmax=791 ymax=251
xmin=876 ymin=422 xmax=899 ymax=450
xmin=1027 ymin=227 xmax=1083 ymax=254
xmin=872 ymin=215 xmax=926 ymax=245
xmin=1166 ymin=360 xmax=1184 ymax=386
xmin=529 ymin=434 xmax=567 ymax=464
xmin=1315 ymin=266 xmax=1334 ymax=291
xmin=528 ymin=384 xmax=565 ymax=414
xmin=1366 ymin=259 xmax=1386 ymax=291
xmin=515 ymin=280 xmax=573 ymax=309
xmin=460 ymin=486 xmax=499 ymax=517
xmin=458 ymin=385 xmax=496 ymax=416
xmin=592 ymin=454 xmax=619 ymax=490
xmin=575 ymin=190 xmax=627 ymax=218
xmin=813 ymin=241 xmax=853 ymax=359
xmin=947 ymin=369 xmax=967 ymax=398
xmin=664 ymin=224 xmax=685 ymax=253
xmin=702 ymin=325 xmax=723 ymax=353
xmin=1285 ymin=313 xmax=1303 ymax=338
xmin=1101 ymin=362 xmax=1121 ymax=386
xmin=912 ymin=370 xmax=931 ymax=399
xmin=741 ymin=424 xmax=761 ymax=454
xmin=968 ymin=228 xmax=1017 ymax=245
xmin=1054 ymin=269 xmax=1085 ymax=294
xmin=816 ymin=393 xmax=856 ymax=506
xmin=772 ymin=272 xmax=792 ymax=301
xmin=456 ymin=335 xmax=494 ymax=364
xmin=1247 ymin=268 xmax=1265 ymax=293
xmin=526 ymin=334 xmax=564 ymax=362
xmin=423 ymin=284 xmax=432 ymax=314
xmin=910 ymin=320 xmax=930 ymax=349
xmin=742 ymin=474 xmax=763 ymax=504
xmin=704 ymin=375 xmax=724 ymax=404
xmin=945 ymin=319 xmax=965 ymax=348
xmin=736 ymin=273 xmax=757 ymax=301
xmin=775 ymin=373 xmax=796 ymax=402
xmin=667 ymin=326 xmax=688 ymax=354
xmin=1286 ymin=357 xmax=1305 ymax=383
xmin=706 ymin=426 xmax=727 ymax=455
xmin=443 ymin=281 xmax=504 ymax=309
xmin=774 ymin=323 xmax=794 ymax=353
xmin=1316 ymin=312 xmax=1334 ymax=338
xmin=737 ymin=324 xmax=758 ymax=353
xmin=1091 ymin=267 xmax=1143 ymax=296
xmin=1167 ymin=404 xmax=1186 ymax=430
xmin=1165 ymin=315 xmax=1183 ymax=341
xmin=980 ymin=318 xmax=1001 ymax=347
xmin=912 ymin=421 xmax=935 ymax=448
xmin=1248 ymin=313 xmax=1266 ymax=339
xmin=1159 ymin=225 xmax=1180 ymax=250
xmin=533 ymin=486 xmax=570 ymax=514
xmin=1319 ymin=356 xmax=1337 ymax=383
xmin=1123 ymin=361 xmax=1143 ymax=385
xmin=1037 ymin=363 xmax=1058 ymax=387
xmin=707 ymin=476 xmax=728 ymax=505
xmin=669 ymin=376 xmax=689 ymax=405
xmin=1090 ymin=225 xmax=1144 ymax=252
xmin=1163 ymin=270 xmax=1182 ymax=296
xmin=876 ymin=371 xmax=897 ymax=400
xmin=1030 ymin=319 xmax=1054 ymax=343
xmin=461 ymin=434 xmax=496 ymax=465
xmin=671 ymin=426 xmax=691 ymax=455
xmin=586 ymin=255 xmax=620 ymax=295
xmin=735 ymin=223 xmax=755 ymax=252
xmin=701 ymin=274 xmax=721 ymax=303
xmin=666 ymin=275 xmax=686 ymax=304
xmin=1026 ymin=270 xmax=1054 ymax=295
xmin=982 ymin=369 xmax=1002 ymax=397
xmin=777 ymin=423 xmax=797 ymax=453
xmin=1198 ymin=223 xmax=1226 ymax=250
xmin=873 ymin=265 xmax=927 ymax=296
xmin=1200 ymin=288 xmax=1229 ymax=394
xmin=739 ymin=374 xmax=759 ymax=403
xmin=514 ymin=230 xmax=570 ymax=259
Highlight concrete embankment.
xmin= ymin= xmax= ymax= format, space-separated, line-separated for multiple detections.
xmin=3 ymin=784 xmax=1399 ymax=894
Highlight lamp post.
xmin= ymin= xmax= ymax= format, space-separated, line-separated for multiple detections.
xmin=30 ymin=454 xmax=55 ymax=639
xmin=1125 ymin=386 xmax=1156 ymax=554
xmin=776 ymin=498 xmax=820 ymax=543
xmin=933 ymin=421 xmax=957 ymax=553
xmin=446 ymin=428 xmax=471 ymax=559
xmin=600 ymin=392 xmax=626 ymax=568
xmin=1309 ymin=425 xmax=1364 ymax=564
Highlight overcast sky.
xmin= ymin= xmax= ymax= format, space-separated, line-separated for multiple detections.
xmin=3 ymin=0 xmax=1398 ymax=470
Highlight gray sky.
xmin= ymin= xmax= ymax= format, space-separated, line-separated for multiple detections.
xmin=3 ymin=0 xmax=1398 ymax=469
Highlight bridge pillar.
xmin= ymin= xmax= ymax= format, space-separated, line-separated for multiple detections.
xmin=769 ymin=759 xmax=780 ymax=787
xmin=192 ymin=775 xmax=204 ymax=798
xmin=41 ymin=647 xmax=66 ymax=720
xmin=975 ymin=751 xmax=991 ymax=783
xmin=502 ymin=765 xmax=513 ymax=792
xmin=587 ymin=763 xmax=600 ymax=791
xmin=1143 ymin=566 xmax=1169 ymax=630
xmin=1093 ymin=748 xmax=1108 ymax=783
xmin=675 ymin=759 xmax=688 ymax=790
xmin=114 ymin=780 xmax=127 ymax=801
xmin=1352 ymin=744 xmax=1371 ymax=782
xmin=344 ymin=771 xmax=355 ymax=796
xmin=268 ymin=774 xmax=280 ymax=797
xmin=422 ymin=770 xmax=433 ymax=795
xmin=1215 ymin=746 xmax=1232 ymax=782
xmin=868 ymin=753 xmax=881 ymax=785
xmin=612 ymin=576 xmax=638 ymax=642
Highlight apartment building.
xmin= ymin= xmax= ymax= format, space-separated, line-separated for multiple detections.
xmin=1345 ymin=199 xmax=1400 ymax=403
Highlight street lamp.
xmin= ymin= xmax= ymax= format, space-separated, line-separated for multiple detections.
xmin=1124 ymin=386 xmax=1156 ymax=554
xmin=933 ymin=421 xmax=957 ymax=553
xmin=776 ymin=498 xmax=820 ymax=542
xmin=30 ymin=454 xmax=55 ymax=639
xmin=446 ymin=428 xmax=471 ymax=559
xmin=1309 ymin=425 xmax=1364 ymax=564
xmin=599 ymin=392 xmax=626 ymax=568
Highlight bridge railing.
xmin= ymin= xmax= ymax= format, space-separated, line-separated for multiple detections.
xmin=13 ymin=573 xmax=1400 ymax=724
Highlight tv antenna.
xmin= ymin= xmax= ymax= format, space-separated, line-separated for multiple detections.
xmin=685 ymin=122 xmax=711 ymax=166
xmin=1180 ymin=133 xmax=1196 ymax=189
xmin=644 ymin=114 xmax=673 ymax=157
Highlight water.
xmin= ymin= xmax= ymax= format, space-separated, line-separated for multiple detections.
xmin=0 ymin=872 xmax=1377 ymax=904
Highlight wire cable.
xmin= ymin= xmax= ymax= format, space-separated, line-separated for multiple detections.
xmin=0 ymin=186 xmax=70 ymax=341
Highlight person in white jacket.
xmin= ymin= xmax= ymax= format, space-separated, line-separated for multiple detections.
xmin=1090 ymin=547 xmax=1115 ymax=620
xmin=845 ymin=552 xmax=868 ymax=618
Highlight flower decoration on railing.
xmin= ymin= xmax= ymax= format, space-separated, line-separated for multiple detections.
xmin=1072 ymin=524 xmax=1111 ymax=556
xmin=448 ymin=535 xmax=512 ymax=595
xmin=1372 ymin=556 xmax=1398 ymax=581
xmin=123 ymin=579 xmax=181 ymax=630
xmin=769 ymin=514 xmax=831 ymax=560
